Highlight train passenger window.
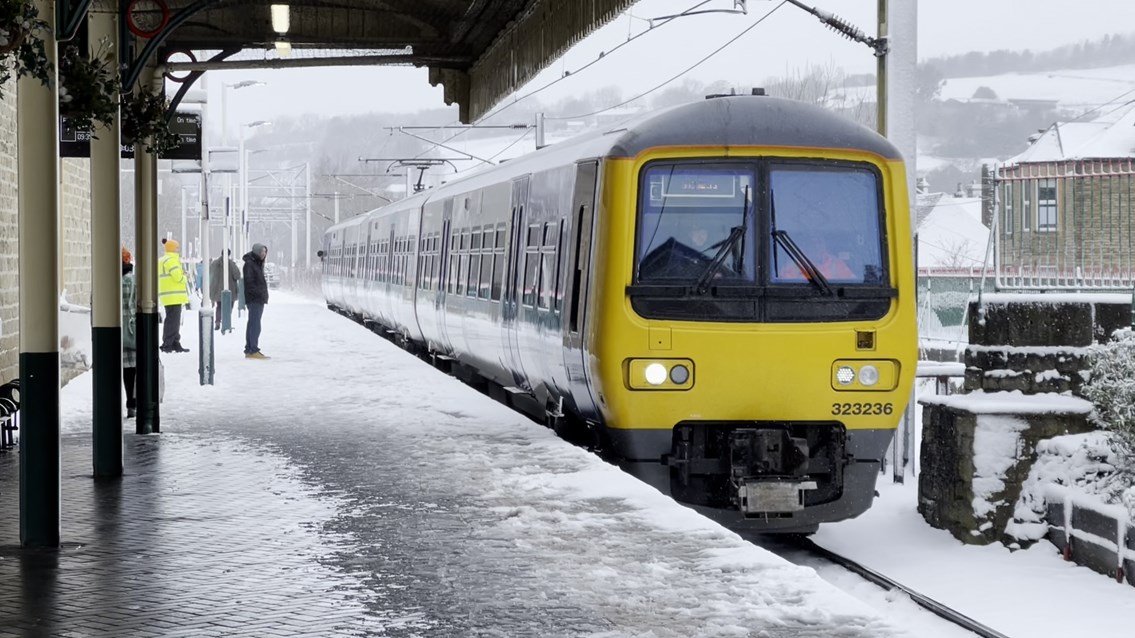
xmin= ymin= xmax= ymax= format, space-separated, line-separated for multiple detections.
xmin=554 ymin=220 xmax=566 ymax=312
xmin=479 ymin=253 xmax=493 ymax=299
xmin=467 ymin=251 xmax=480 ymax=297
xmin=457 ymin=252 xmax=467 ymax=296
xmin=471 ymin=227 xmax=482 ymax=250
xmin=522 ymin=249 xmax=539 ymax=308
xmin=527 ymin=224 xmax=541 ymax=248
xmin=769 ymin=166 xmax=883 ymax=285
xmin=491 ymin=226 xmax=506 ymax=302
xmin=538 ymin=252 xmax=554 ymax=309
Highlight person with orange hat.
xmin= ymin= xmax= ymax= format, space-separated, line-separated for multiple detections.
xmin=122 ymin=246 xmax=138 ymax=418
xmin=157 ymin=238 xmax=190 ymax=353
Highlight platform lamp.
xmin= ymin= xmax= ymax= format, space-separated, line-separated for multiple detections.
xmin=271 ymin=4 xmax=292 ymax=57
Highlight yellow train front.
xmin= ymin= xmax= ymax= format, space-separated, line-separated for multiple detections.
xmin=322 ymin=94 xmax=916 ymax=534
xmin=581 ymin=96 xmax=916 ymax=533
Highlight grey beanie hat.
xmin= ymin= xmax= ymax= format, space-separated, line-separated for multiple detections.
xmin=252 ymin=243 xmax=267 ymax=257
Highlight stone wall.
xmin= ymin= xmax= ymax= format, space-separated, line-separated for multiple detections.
xmin=0 ymin=90 xmax=17 ymax=385
xmin=919 ymin=294 xmax=1118 ymax=545
xmin=918 ymin=399 xmax=1093 ymax=545
xmin=964 ymin=295 xmax=1131 ymax=396
xmin=0 ymin=88 xmax=94 ymax=386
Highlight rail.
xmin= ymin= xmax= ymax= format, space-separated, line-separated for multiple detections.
xmin=795 ymin=538 xmax=1012 ymax=638
xmin=751 ymin=534 xmax=1012 ymax=638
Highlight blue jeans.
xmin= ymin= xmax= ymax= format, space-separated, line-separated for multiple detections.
xmin=245 ymin=303 xmax=265 ymax=354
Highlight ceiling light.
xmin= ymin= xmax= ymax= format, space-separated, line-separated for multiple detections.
xmin=271 ymin=4 xmax=290 ymax=34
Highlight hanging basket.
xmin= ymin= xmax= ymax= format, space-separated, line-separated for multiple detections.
xmin=0 ymin=26 xmax=25 ymax=55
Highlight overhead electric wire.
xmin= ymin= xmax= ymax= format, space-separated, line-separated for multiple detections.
xmin=408 ymin=0 xmax=749 ymax=162
xmin=475 ymin=0 xmax=723 ymax=124
xmin=1064 ymin=85 xmax=1135 ymax=123
xmin=485 ymin=129 xmax=533 ymax=162
xmin=548 ymin=1 xmax=788 ymax=121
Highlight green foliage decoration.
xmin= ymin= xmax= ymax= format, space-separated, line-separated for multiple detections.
xmin=122 ymin=85 xmax=179 ymax=156
xmin=0 ymin=0 xmax=53 ymax=98
xmin=58 ymin=38 xmax=118 ymax=132
xmin=1081 ymin=334 xmax=1135 ymax=476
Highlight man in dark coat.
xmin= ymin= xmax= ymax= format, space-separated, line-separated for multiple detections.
xmin=242 ymin=243 xmax=270 ymax=359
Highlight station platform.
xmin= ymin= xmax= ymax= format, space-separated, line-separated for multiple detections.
xmin=0 ymin=292 xmax=909 ymax=637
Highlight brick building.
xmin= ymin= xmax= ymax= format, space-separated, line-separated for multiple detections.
xmin=994 ymin=103 xmax=1135 ymax=289
xmin=0 ymin=91 xmax=95 ymax=386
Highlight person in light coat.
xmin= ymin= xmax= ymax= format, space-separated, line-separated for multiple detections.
xmin=209 ymin=249 xmax=241 ymax=331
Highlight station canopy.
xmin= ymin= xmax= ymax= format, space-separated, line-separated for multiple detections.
xmin=152 ymin=0 xmax=636 ymax=121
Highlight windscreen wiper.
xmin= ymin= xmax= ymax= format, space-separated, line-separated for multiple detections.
xmin=694 ymin=225 xmax=745 ymax=294
xmin=772 ymin=230 xmax=833 ymax=296
xmin=693 ymin=186 xmax=751 ymax=295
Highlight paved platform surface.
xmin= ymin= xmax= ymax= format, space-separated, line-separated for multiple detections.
xmin=0 ymin=432 xmax=378 ymax=637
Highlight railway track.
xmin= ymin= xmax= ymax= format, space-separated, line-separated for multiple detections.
xmin=751 ymin=535 xmax=1011 ymax=638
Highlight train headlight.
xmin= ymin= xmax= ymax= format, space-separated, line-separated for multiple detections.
xmin=831 ymin=360 xmax=899 ymax=391
xmin=835 ymin=366 xmax=856 ymax=386
xmin=858 ymin=365 xmax=880 ymax=387
xmin=626 ymin=359 xmax=695 ymax=390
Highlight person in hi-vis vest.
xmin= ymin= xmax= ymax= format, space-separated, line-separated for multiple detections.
xmin=158 ymin=239 xmax=190 ymax=353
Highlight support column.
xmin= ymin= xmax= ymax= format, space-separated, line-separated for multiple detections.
xmin=134 ymin=64 xmax=161 ymax=434
xmin=18 ymin=0 xmax=61 ymax=547
xmin=90 ymin=7 xmax=123 ymax=476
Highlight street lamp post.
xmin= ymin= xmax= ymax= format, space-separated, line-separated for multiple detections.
xmin=229 ymin=120 xmax=271 ymax=323
xmin=216 ymin=80 xmax=265 ymax=333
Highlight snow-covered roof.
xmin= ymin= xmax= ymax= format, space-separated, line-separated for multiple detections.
xmin=1006 ymin=101 xmax=1135 ymax=164
xmin=916 ymin=193 xmax=990 ymax=270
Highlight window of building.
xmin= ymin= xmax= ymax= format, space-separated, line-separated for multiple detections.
xmin=1037 ymin=178 xmax=1057 ymax=232
xmin=1002 ymin=182 xmax=1013 ymax=236
xmin=1022 ymin=181 xmax=1032 ymax=232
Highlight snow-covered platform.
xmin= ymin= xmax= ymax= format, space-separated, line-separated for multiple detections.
xmin=0 ymin=292 xmax=914 ymax=637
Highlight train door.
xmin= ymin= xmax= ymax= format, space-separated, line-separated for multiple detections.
xmin=502 ymin=176 xmax=531 ymax=390
xmin=437 ymin=203 xmax=453 ymax=352
xmin=563 ymin=161 xmax=600 ymax=417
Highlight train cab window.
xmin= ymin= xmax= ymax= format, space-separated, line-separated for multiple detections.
xmin=630 ymin=159 xmax=892 ymax=323
xmin=635 ymin=164 xmax=757 ymax=284
xmin=768 ymin=166 xmax=884 ymax=286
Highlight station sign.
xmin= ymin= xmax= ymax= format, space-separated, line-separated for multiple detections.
xmin=59 ymin=111 xmax=202 ymax=160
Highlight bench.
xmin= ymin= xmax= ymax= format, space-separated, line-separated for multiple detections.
xmin=0 ymin=379 xmax=19 ymax=451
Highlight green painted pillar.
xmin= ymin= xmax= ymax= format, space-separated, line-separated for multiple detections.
xmin=18 ymin=0 xmax=61 ymax=547
xmin=90 ymin=8 xmax=123 ymax=476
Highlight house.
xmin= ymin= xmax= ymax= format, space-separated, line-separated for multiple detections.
xmin=994 ymin=102 xmax=1135 ymax=289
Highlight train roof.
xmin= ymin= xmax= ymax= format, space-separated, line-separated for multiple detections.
xmin=327 ymin=96 xmax=901 ymax=236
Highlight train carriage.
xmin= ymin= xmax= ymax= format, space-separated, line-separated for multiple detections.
xmin=322 ymin=94 xmax=917 ymax=533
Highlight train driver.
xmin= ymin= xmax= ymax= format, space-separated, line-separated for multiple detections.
xmin=775 ymin=232 xmax=855 ymax=282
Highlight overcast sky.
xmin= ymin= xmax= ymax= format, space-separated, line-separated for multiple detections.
xmin=205 ymin=0 xmax=1133 ymax=135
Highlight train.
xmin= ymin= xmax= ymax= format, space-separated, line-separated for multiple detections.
xmin=320 ymin=94 xmax=917 ymax=533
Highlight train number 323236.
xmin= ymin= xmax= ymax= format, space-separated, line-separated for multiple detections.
xmin=831 ymin=402 xmax=894 ymax=416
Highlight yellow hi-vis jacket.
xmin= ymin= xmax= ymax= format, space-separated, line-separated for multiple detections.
xmin=158 ymin=252 xmax=190 ymax=307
